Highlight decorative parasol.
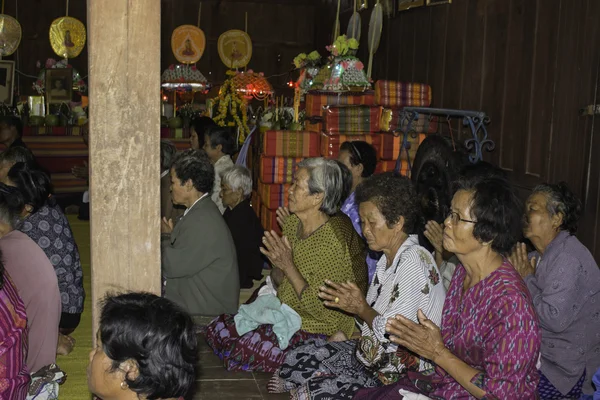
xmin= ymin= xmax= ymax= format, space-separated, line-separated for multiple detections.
xmin=218 ymin=29 xmax=252 ymax=69
xmin=367 ymin=1 xmax=383 ymax=79
xmin=230 ymin=70 xmax=273 ymax=101
xmin=49 ymin=16 xmax=86 ymax=59
xmin=171 ymin=25 xmax=205 ymax=64
xmin=161 ymin=64 xmax=209 ymax=92
xmin=0 ymin=13 xmax=21 ymax=57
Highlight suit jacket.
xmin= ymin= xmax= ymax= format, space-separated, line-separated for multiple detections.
xmin=161 ymin=195 xmax=240 ymax=316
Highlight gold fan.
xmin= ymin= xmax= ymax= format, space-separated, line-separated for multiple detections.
xmin=218 ymin=30 xmax=252 ymax=69
xmin=172 ymin=25 xmax=205 ymax=64
xmin=49 ymin=16 xmax=86 ymax=59
xmin=0 ymin=14 xmax=21 ymax=57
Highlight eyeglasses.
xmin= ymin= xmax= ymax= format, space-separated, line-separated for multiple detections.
xmin=446 ymin=211 xmax=477 ymax=225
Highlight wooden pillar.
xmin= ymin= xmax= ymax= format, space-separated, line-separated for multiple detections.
xmin=87 ymin=0 xmax=161 ymax=335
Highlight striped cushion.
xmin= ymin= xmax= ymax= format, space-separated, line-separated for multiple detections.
xmin=379 ymin=132 xmax=426 ymax=161
xmin=258 ymin=180 xmax=290 ymax=210
xmin=374 ymin=81 xmax=432 ymax=108
xmin=260 ymin=205 xmax=280 ymax=234
xmin=259 ymin=156 xmax=303 ymax=184
xmin=261 ymin=130 xmax=320 ymax=157
xmin=320 ymin=132 xmax=382 ymax=158
xmin=305 ymin=91 xmax=375 ymax=117
xmin=323 ymin=106 xmax=382 ymax=133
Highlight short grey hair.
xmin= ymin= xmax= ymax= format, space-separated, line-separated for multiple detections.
xmin=160 ymin=140 xmax=178 ymax=171
xmin=297 ymin=157 xmax=345 ymax=216
xmin=221 ymin=165 xmax=252 ymax=198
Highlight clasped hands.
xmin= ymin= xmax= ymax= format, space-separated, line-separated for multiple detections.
xmin=260 ymin=230 xmax=295 ymax=274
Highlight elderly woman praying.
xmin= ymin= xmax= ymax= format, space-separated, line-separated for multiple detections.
xmin=509 ymin=182 xmax=600 ymax=399
xmin=204 ymin=157 xmax=368 ymax=373
xmin=354 ymin=177 xmax=541 ymax=400
xmin=268 ymin=172 xmax=446 ymax=400
xmin=220 ymin=165 xmax=265 ymax=288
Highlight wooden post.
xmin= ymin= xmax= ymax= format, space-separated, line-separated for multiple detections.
xmin=87 ymin=0 xmax=161 ymax=336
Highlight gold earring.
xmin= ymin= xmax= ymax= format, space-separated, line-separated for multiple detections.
xmin=120 ymin=381 xmax=129 ymax=390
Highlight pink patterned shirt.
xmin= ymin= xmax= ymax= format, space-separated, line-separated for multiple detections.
xmin=430 ymin=261 xmax=541 ymax=399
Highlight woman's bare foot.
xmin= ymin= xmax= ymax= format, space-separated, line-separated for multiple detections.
xmin=57 ymin=333 xmax=76 ymax=356
xmin=327 ymin=331 xmax=348 ymax=343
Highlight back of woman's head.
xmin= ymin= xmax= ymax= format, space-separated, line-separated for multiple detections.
xmin=100 ymin=292 xmax=198 ymax=400
xmin=0 ymin=146 xmax=35 ymax=166
xmin=160 ymin=140 xmax=178 ymax=171
xmin=339 ymin=141 xmax=378 ymax=177
xmin=7 ymin=163 xmax=53 ymax=213
xmin=532 ymin=182 xmax=582 ymax=234
xmin=0 ymin=183 xmax=25 ymax=230
xmin=355 ymin=172 xmax=419 ymax=234
xmin=457 ymin=176 xmax=522 ymax=255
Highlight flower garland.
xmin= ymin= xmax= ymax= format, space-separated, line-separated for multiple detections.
xmin=213 ymin=72 xmax=250 ymax=145
xmin=33 ymin=58 xmax=87 ymax=95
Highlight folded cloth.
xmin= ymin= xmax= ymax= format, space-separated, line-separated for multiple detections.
xmin=257 ymin=276 xmax=277 ymax=297
xmin=374 ymin=80 xmax=432 ymax=108
xmin=234 ymin=294 xmax=301 ymax=349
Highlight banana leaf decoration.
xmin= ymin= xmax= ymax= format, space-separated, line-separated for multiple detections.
xmin=347 ymin=0 xmax=362 ymax=41
xmin=367 ymin=1 xmax=383 ymax=79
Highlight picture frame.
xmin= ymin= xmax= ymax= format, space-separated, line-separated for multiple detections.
xmin=398 ymin=0 xmax=425 ymax=11
xmin=46 ymin=68 xmax=73 ymax=104
xmin=426 ymin=0 xmax=452 ymax=5
xmin=0 ymin=60 xmax=15 ymax=105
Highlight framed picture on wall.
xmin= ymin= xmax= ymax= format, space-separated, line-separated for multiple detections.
xmin=46 ymin=68 xmax=73 ymax=104
xmin=0 ymin=60 xmax=15 ymax=105
xmin=398 ymin=0 xmax=425 ymax=12
xmin=426 ymin=0 xmax=452 ymax=5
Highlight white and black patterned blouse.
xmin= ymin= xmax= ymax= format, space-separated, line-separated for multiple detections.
xmin=19 ymin=203 xmax=85 ymax=314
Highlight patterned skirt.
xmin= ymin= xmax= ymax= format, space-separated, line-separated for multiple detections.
xmin=203 ymin=313 xmax=324 ymax=373
xmin=538 ymin=370 xmax=585 ymax=400
xmin=269 ymin=338 xmax=383 ymax=400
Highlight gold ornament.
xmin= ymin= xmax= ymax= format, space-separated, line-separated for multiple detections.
xmin=49 ymin=17 xmax=86 ymax=59
xmin=171 ymin=25 xmax=205 ymax=64
xmin=0 ymin=15 xmax=21 ymax=57
xmin=217 ymin=30 xmax=252 ymax=69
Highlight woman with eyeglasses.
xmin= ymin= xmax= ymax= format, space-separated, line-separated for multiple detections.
xmin=268 ymin=173 xmax=445 ymax=400
xmin=353 ymin=177 xmax=541 ymax=400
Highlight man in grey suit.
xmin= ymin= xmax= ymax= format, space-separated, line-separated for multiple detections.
xmin=161 ymin=149 xmax=240 ymax=316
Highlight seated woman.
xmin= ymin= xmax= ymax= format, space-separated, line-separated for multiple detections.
xmin=220 ymin=165 xmax=265 ymax=288
xmin=88 ymin=292 xmax=197 ymax=400
xmin=161 ymin=149 xmax=239 ymax=316
xmin=354 ymin=177 xmax=541 ymax=400
xmin=337 ymin=140 xmax=380 ymax=282
xmin=0 ymin=184 xmax=61 ymax=375
xmin=202 ymin=126 xmax=235 ymax=214
xmin=0 ymin=146 xmax=36 ymax=181
xmin=0 ymin=254 xmax=30 ymax=397
xmin=6 ymin=163 xmax=85 ymax=344
xmin=204 ymin=157 xmax=368 ymax=373
xmin=190 ymin=116 xmax=217 ymax=150
xmin=509 ymin=182 xmax=600 ymax=399
xmin=269 ymin=172 xmax=446 ymax=399
xmin=160 ymin=139 xmax=184 ymax=222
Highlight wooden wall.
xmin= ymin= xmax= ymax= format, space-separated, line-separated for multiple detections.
xmin=329 ymin=0 xmax=600 ymax=258
xmin=6 ymin=0 xmax=318 ymax=97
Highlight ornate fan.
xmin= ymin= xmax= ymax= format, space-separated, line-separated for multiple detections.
xmin=218 ymin=30 xmax=252 ymax=69
xmin=346 ymin=0 xmax=361 ymax=41
xmin=171 ymin=25 xmax=205 ymax=64
xmin=0 ymin=14 xmax=21 ymax=57
xmin=49 ymin=17 xmax=86 ymax=59
xmin=367 ymin=1 xmax=383 ymax=79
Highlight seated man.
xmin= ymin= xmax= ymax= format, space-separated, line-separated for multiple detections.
xmin=202 ymin=126 xmax=235 ymax=214
xmin=161 ymin=149 xmax=239 ymax=316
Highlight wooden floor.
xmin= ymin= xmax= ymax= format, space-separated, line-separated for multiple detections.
xmin=195 ymin=335 xmax=289 ymax=400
